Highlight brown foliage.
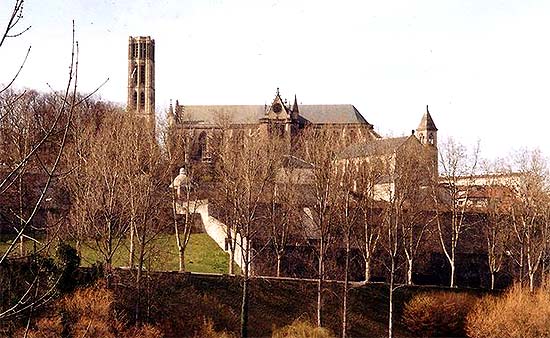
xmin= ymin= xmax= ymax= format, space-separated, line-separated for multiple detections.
xmin=193 ymin=318 xmax=237 ymax=338
xmin=22 ymin=282 xmax=162 ymax=338
xmin=466 ymin=283 xmax=550 ymax=338
xmin=401 ymin=291 xmax=478 ymax=337
xmin=272 ymin=320 xmax=335 ymax=338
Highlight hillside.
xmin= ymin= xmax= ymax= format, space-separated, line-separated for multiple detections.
xmin=112 ymin=271 xmax=489 ymax=337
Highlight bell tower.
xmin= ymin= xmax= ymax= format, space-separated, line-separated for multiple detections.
xmin=416 ymin=105 xmax=438 ymax=147
xmin=128 ymin=36 xmax=155 ymax=128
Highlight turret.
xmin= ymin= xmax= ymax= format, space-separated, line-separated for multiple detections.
xmin=416 ymin=105 xmax=438 ymax=147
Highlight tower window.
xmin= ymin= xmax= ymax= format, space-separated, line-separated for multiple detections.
xmin=139 ymin=43 xmax=145 ymax=59
xmin=133 ymin=92 xmax=138 ymax=109
xmin=140 ymin=92 xmax=145 ymax=110
xmin=139 ymin=65 xmax=145 ymax=85
xmin=133 ymin=43 xmax=138 ymax=58
xmin=198 ymin=131 xmax=208 ymax=160
xmin=131 ymin=65 xmax=137 ymax=85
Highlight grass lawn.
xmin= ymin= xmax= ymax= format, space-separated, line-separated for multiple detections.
xmin=0 ymin=233 xmax=236 ymax=274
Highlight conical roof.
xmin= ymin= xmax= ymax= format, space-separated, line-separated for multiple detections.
xmin=417 ymin=105 xmax=437 ymax=131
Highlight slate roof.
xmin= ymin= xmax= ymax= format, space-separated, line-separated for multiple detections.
xmin=176 ymin=104 xmax=370 ymax=126
xmin=339 ymin=136 xmax=411 ymax=159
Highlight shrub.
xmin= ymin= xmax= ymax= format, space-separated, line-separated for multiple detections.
xmin=272 ymin=320 xmax=335 ymax=338
xmin=21 ymin=281 xmax=163 ymax=338
xmin=55 ymin=241 xmax=81 ymax=292
xmin=466 ymin=283 xmax=550 ymax=338
xmin=193 ymin=318 xmax=237 ymax=338
xmin=401 ymin=291 xmax=478 ymax=337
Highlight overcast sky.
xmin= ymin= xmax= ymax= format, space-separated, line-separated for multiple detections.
xmin=1 ymin=0 xmax=550 ymax=160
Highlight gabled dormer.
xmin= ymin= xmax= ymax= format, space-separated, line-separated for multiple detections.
xmin=262 ymin=88 xmax=292 ymax=122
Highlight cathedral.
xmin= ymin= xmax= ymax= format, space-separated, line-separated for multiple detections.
xmin=127 ymin=36 xmax=438 ymax=164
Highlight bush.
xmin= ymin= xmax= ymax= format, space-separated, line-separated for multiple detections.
xmin=21 ymin=281 xmax=163 ymax=338
xmin=55 ymin=241 xmax=80 ymax=292
xmin=466 ymin=283 xmax=550 ymax=338
xmin=401 ymin=291 xmax=478 ymax=337
xmin=193 ymin=318 xmax=237 ymax=338
xmin=272 ymin=320 xmax=335 ymax=338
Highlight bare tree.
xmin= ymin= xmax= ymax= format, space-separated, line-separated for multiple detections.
xmin=216 ymin=126 xmax=284 ymax=338
xmin=0 ymin=8 xmax=78 ymax=325
xmin=297 ymin=127 xmax=342 ymax=328
xmin=353 ymin=157 xmax=384 ymax=282
xmin=399 ymin=145 xmax=434 ymax=286
xmin=163 ymin=117 xmax=206 ymax=272
xmin=507 ymin=149 xmax=549 ymax=291
xmin=431 ymin=138 xmax=480 ymax=287
xmin=65 ymin=112 xmax=131 ymax=280
xmin=269 ymin=162 xmax=301 ymax=277
xmin=0 ymin=0 xmax=31 ymax=95
xmin=478 ymin=162 xmax=510 ymax=290
xmin=334 ymin=158 xmax=361 ymax=338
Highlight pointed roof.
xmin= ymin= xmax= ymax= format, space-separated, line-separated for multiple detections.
xmin=264 ymin=87 xmax=291 ymax=119
xmin=292 ymin=95 xmax=299 ymax=113
xmin=417 ymin=105 xmax=437 ymax=131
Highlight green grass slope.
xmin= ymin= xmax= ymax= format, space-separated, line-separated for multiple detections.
xmin=1 ymin=233 xmax=234 ymax=273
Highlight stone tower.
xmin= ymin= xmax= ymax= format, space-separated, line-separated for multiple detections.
xmin=416 ymin=105 xmax=438 ymax=147
xmin=127 ymin=36 xmax=155 ymax=127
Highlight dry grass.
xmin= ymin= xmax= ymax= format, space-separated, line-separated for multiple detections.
xmin=272 ymin=320 xmax=335 ymax=338
xmin=466 ymin=283 xmax=550 ymax=338
xmin=401 ymin=291 xmax=479 ymax=337
xmin=193 ymin=319 xmax=237 ymax=338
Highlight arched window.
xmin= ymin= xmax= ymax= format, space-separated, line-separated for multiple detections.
xmin=132 ymin=92 xmax=138 ymax=109
xmin=198 ymin=131 xmax=208 ymax=160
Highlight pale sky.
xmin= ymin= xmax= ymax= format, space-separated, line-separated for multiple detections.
xmin=1 ymin=0 xmax=550 ymax=160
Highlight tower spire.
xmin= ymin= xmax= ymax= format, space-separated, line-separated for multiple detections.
xmin=416 ymin=105 xmax=438 ymax=147
xmin=291 ymin=94 xmax=299 ymax=120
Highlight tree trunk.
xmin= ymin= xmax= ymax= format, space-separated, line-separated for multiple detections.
xmin=342 ymin=240 xmax=350 ymax=338
xmin=18 ymin=175 xmax=24 ymax=257
xmin=406 ymin=258 xmax=413 ymax=285
xmin=228 ymin=246 xmax=234 ymax=275
xmin=388 ymin=256 xmax=395 ymax=338
xmin=75 ymin=239 xmax=81 ymax=257
xmin=19 ymin=236 xmax=24 ymax=257
xmin=317 ymin=240 xmax=324 ymax=328
xmin=519 ymin=247 xmax=525 ymax=287
xmin=179 ymin=247 xmax=185 ymax=272
xmin=450 ymin=247 xmax=456 ymax=288
xmin=129 ymin=223 xmax=135 ymax=268
xmin=450 ymin=261 xmax=456 ymax=288
xmin=240 ymin=240 xmax=250 ymax=338
xmin=365 ymin=258 xmax=371 ymax=282
xmin=276 ymin=252 xmax=282 ymax=277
